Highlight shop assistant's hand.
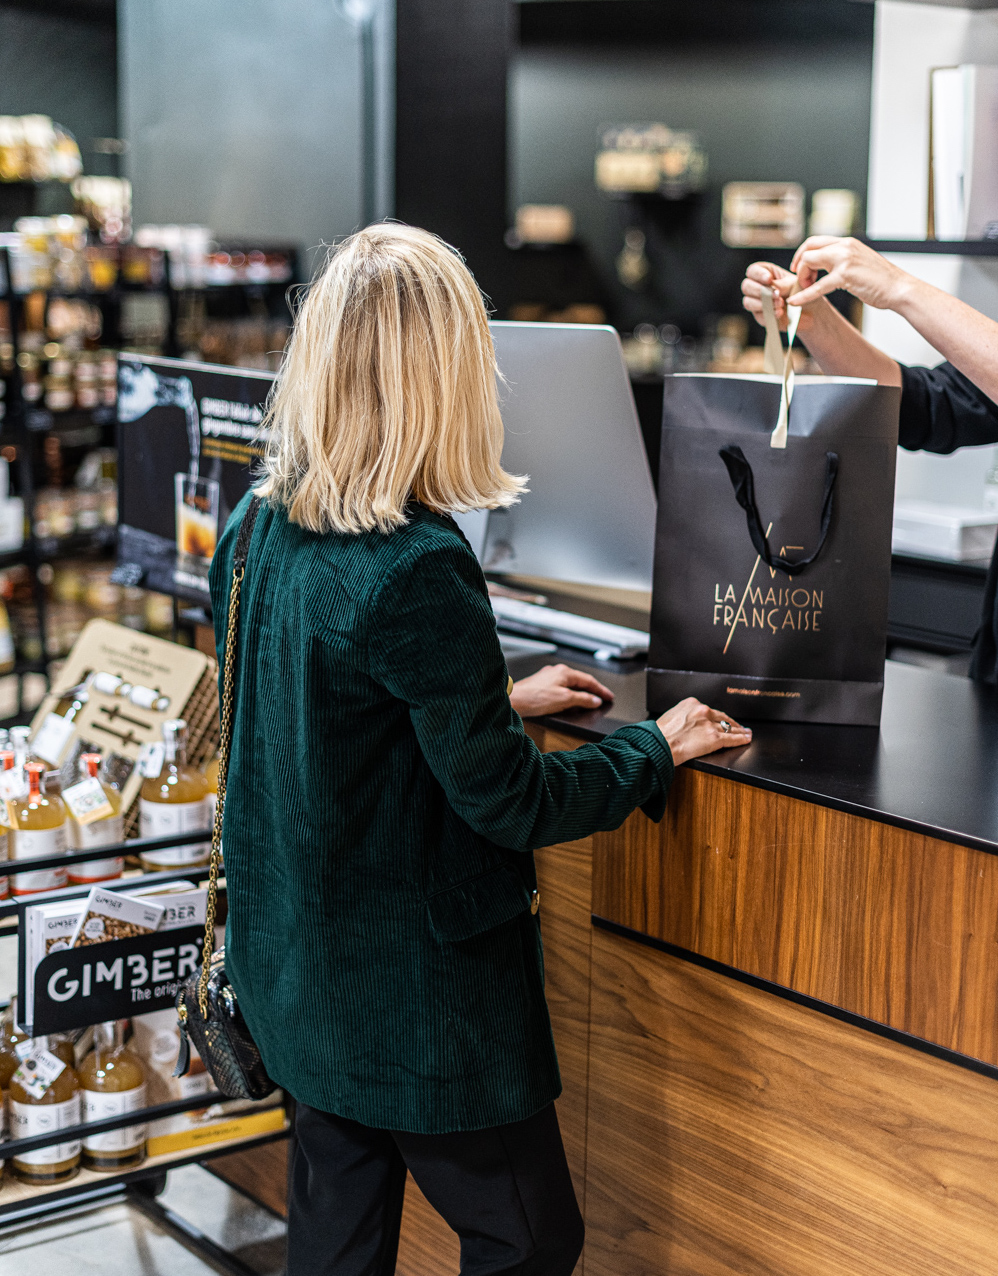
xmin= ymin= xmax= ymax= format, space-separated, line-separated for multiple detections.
xmin=655 ymin=698 xmax=752 ymax=766
xmin=510 ymin=664 xmax=614 ymax=718
xmin=741 ymin=252 xmax=903 ymax=386
xmin=741 ymin=260 xmax=801 ymax=330
xmin=789 ymin=236 xmax=912 ymax=310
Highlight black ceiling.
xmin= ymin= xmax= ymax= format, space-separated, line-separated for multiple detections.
xmin=518 ymin=0 xmax=875 ymax=45
xmin=0 ymin=0 xmax=116 ymax=25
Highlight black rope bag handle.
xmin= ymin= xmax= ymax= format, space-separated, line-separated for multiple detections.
xmin=719 ymin=445 xmax=839 ymax=577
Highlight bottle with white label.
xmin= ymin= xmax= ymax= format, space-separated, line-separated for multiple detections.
xmin=0 ymin=748 xmax=12 ymax=900
xmin=66 ymin=752 xmax=124 ymax=885
xmin=139 ymin=719 xmax=211 ymax=870
xmin=9 ymin=1038 xmax=82 ymax=1183
xmin=30 ymin=673 xmax=94 ymax=769
xmin=79 ymin=1020 xmax=147 ymax=1171
xmin=10 ymin=725 xmax=30 ymax=784
xmin=0 ymin=1004 xmax=22 ymax=1184
xmin=10 ymin=762 xmax=69 ymax=894
xmin=205 ymin=752 xmax=219 ymax=828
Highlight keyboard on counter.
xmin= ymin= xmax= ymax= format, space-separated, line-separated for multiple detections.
xmin=489 ymin=595 xmax=649 ymax=660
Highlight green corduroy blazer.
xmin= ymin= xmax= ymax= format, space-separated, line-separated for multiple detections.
xmin=209 ymin=491 xmax=674 ymax=1133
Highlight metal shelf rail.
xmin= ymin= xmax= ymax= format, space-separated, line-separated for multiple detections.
xmin=0 ymin=826 xmax=292 ymax=1262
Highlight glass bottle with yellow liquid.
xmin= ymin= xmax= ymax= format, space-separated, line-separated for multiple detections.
xmin=139 ymin=720 xmax=211 ymax=871
xmin=205 ymin=753 xmax=219 ymax=826
xmin=10 ymin=762 xmax=69 ymax=895
xmin=0 ymin=1002 xmax=23 ymax=1186
xmin=9 ymin=1036 xmax=82 ymax=1184
xmin=47 ymin=1033 xmax=76 ymax=1069
xmin=65 ymin=752 xmax=124 ymax=885
xmin=79 ymin=1020 xmax=147 ymax=1171
xmin=9 ymin=726 xmax=30 ymax=788
xmin=0 ymin=748 xmax=12 ymax=901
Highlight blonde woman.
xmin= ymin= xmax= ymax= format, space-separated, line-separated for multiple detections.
xmin=210 ymin=223 xmax=750 ymax=1276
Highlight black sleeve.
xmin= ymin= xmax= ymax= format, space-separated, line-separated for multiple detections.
xmin=899 ymin=362 xmax=998 ymax=454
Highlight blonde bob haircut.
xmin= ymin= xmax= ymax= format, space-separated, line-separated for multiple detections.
xmin=257 ymin=223 xmax=526 ymax=535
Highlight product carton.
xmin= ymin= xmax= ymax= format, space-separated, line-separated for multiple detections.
xmin=131 ymin=1008 xmax=283 ymax=1157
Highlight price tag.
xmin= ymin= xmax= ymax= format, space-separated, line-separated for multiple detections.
xmin=63 ymin=776 xmax=114 ymax=825
xmin=12 ymin=1048 xmax=66 ymax=1100
xmin=0 ymin=769 xmax=24 ymax=827
xmin=31 ymin=712 xmax=76 ymax=766
xmin=137 ymin=742 xmax=164 ymax=779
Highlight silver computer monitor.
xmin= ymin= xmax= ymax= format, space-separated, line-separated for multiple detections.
xmin=456 ymin=321 xmax=656 ymax=592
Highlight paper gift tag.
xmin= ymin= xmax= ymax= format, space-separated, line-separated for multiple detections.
xmin=12 ymin=1048 xmax=66 ymax=1100
xmin=63 ymin=776 xmax=114 ymax=825
xmin=137 ymin=742 xmax=165 ymax=779
xmin=31 ymin=712 xmax=77 ymax=766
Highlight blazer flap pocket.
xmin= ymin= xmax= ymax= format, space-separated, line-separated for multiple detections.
xmin=427 ymin=862 xmax=532 ymax=943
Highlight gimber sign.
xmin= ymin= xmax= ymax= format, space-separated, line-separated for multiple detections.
xmin=27 ymin=925 xmax=203 ymax=1034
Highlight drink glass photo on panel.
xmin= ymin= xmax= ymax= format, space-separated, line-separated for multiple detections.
xmin=174 ymin=473 xmax=220 ymax=570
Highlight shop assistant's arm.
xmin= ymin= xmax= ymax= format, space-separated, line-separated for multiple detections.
xmin=790 ymin=236 xmax=998 ymax=405
xmin=742 ymin=240 xmax=998 ymax=450
xmin=745 ymin=236 xmax=998 ymax=402
xmin=741 ymin=258 xmax=901 ymax=385
xmin=367 ymin=539 xmax=750 ymax=851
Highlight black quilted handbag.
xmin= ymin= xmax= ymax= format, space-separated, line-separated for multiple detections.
xmin=173 ymin=496 xmax=275 ymax=1101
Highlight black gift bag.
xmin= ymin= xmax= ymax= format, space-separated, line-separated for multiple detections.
xmin=647 ymin=330 xmax=901 ymax=724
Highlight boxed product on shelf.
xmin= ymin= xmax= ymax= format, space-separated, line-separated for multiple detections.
xmin=20 ymin=880 xmax=207 ymax=1028
xmin=68 ymin=886 xmax=165 ymax=947
xmin=131 ymin=1008 xmax=285 ymax=1157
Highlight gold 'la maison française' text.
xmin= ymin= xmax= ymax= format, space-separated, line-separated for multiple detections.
xmin=713 ymin=583 xmax=823 ymax=634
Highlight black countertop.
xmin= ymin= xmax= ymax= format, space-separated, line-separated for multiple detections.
xmin=507 ymin=648 xmax=998 ymax=856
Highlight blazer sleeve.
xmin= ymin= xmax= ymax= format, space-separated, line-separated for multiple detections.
xmin=366 ymin=536 xmax=674 ymax=852
xmin=899 ymin=362 xmax=998 ymax=453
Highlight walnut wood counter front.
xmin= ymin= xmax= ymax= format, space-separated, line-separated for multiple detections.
xmin=396 ymin=661 xmax=998 ymax=1276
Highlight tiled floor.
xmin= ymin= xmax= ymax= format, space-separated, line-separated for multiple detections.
xmin=0 ymin=1163 xmax=287 ymax=1274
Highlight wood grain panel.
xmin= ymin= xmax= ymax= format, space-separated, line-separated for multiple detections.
xmin=585 ymin=926 xmax=998 ymax=1276
xmin=535 ymin=836 xmax=594 ymax=1206
xmin=397 ymin=1178 xmax=461 ymax=1276
xmin=397 ymin=724 xmax=592 ymax=1275
xmin=592 ymin=767 xmax=998 ymax=1066
xmin=202 ymin=1139 xmax=289 ymax=1218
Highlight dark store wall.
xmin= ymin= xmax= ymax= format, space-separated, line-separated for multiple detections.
xmin=0 ymin=3 xmax=117 ymax=168
xmin=119 ymin=0 xmax=394 ymax=268
xmin=510 ymin=0 xmax=874 ymax=334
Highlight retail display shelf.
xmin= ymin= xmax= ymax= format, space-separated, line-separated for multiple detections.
xmin=864 ymin=238 xmax=998 ymax=257
xmin=891 ymin=548 xmax=991 ymax=576
xmin=0 ymin=528 xmax=117 ymax=571
xmin=0 ymin=1116 xmax=290 ymax=1223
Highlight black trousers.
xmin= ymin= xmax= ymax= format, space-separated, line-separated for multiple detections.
xmin=287 ymin=1100 xmax=584 ymax=1276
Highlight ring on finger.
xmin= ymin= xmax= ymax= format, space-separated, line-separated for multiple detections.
xmin=720 ymin=720 xmax=731 ymax=733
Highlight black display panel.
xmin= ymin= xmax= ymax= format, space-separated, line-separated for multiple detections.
xmin=116 ymin=354 xmax=273 ymax=606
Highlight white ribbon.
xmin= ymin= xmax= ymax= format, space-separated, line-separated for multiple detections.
xmin=760 ymin=282 xmax=801 ymax=449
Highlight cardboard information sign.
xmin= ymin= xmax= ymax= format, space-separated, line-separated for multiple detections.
xmin=29 ymin=619 xmax=216 ymax=831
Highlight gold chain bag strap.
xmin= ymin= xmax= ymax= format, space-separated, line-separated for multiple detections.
xmin=172 ymin=495 xmax=275 ymax=1100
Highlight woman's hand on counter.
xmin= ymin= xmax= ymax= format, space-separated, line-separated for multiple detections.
xmin=510 ymin=664 xmax=614 ymax=717
xmin=656 ymin=698 xmax=752 ymax=766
